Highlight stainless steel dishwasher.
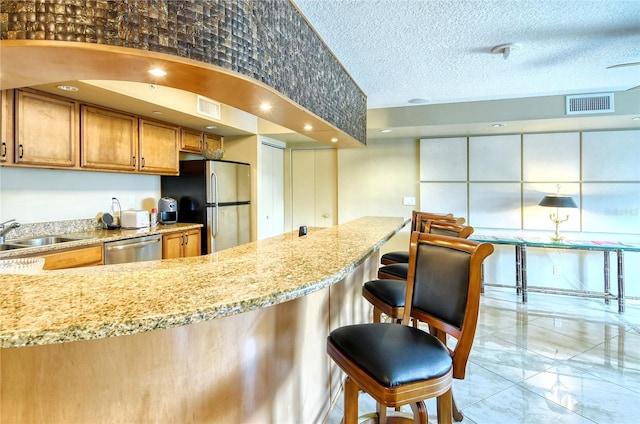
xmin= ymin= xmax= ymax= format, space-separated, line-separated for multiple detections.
xmin=104 ymin=234 xmax=162 ymax=265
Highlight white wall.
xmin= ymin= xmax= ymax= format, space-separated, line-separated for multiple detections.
xmin=337 ymin=138 xmax=419 ymax=253
xmin=0 ymin=167 xmax=159 ymax=224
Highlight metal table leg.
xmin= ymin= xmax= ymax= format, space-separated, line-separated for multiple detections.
xmin=521 ymin=244 xmax=528 ymax=303
xmin=515 ymin=245 xmax=522 ymax=296
xmin=604 ymin=251 xmax=611 ymax=305
xmin=617 ymin=250 xmax=625 ymax=313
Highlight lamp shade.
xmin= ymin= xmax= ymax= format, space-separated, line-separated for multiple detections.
xmin=538 ymin=195 xmax=578 ymax=208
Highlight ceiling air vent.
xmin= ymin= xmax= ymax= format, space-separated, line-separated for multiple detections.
xmin=197 ymin=95 xmax=221 ymax=120
xmin=566 ymin=93 xmax=614 ymax=115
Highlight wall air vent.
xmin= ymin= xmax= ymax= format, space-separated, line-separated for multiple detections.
xmin=197 ymin=95 xmax=221 ymax=120
xmin=566 ymin=93 xmax=614 ymax=115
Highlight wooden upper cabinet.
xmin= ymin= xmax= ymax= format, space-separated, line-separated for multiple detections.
xmin=204 ymin=133 xmax=223 ymax=151
xmin=0 ymin=90 xmax=14 ymax=164
xmin=15 ymin=89 xmax=78 ymax=167
xmin=81 ymin=105 xmax=138 ymax=171
xmin=180 ymin=128 xmax=204 ymax=153
xmin=139 ymin=119 xmax=179 ymax=175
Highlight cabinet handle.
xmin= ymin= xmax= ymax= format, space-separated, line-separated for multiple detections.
xmin=141 ymin=157 xmax=145 ymax=168
xmin=184 ymin=234 xmax=189 ymax=245
xmin=131 ymin=156 xmax=136 ymax=167
xmin=1 ymin=142 xmax=6 ymax=158
xmin=18 ymin=144 xmax=24 ymax=159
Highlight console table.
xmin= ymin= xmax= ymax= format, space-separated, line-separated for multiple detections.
xmin=471 ymin=235 xmax=640 ymax=313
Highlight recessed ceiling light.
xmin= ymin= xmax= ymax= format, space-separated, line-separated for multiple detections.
xmin=148 ymin=68 xmax=166 ymax=77
xmin=152 ymin=110 xmax=163 ymax=115
xmin=380 ymin=129 xmax=392 ymax=133
xmin=330 ymin=137 xmax=338 ymax=143
xmin=492 ymin=123 xmax=506 ymax=128
xmin=205 ymin=125 xmax=217 ymax=129
xmin=57 ymin=85 xmax=79 ymax=92
xmin=259 ymin=103 xmax=272 ymax=111
xmin=632 ymin=117 xmax=640 ymax=121
xmin=408 ymin=98 xmax=430 ymax=104
xmin=304 ymin=124 xmax=313 ymax=131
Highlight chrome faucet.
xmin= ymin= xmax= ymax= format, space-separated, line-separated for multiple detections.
xmin=0 ymin=219 xmax=21 ymax=243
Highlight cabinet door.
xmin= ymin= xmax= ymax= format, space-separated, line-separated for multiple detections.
xmin=182 ymin=229 xmax=201 ymax=257
xmin=291 ymin=149 xmax=337 ymax=230
xmin=162 ymin=232 xmax=184 ymax=259
xmin=0 ymin=90 xmax=13 ymax=164
xmin=258 ymin=142 xmax=284 ymax=239
xmin=180 ymin=128 xmax=203 ymax=153
xmin=15 ymin=90 xmax=77 ymax=167
xmin=203 ymin=133 xmax=223 ymax=150
xmin=22 ymin=244 xmax=104 ymax=270
xmin=81 ymin=105 xmax=138 ymax=171
xmin=139 ymin=119 xmax=179 ymax=175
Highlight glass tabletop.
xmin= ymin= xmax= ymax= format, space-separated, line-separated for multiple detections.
xmin=471 ymin=234 xmax=640 ymax=252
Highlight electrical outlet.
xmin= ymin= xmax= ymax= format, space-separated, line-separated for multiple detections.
xmin=553 ymin=265 xmax=561 ymax=275
xmin=402 ymin=197 xmax=416 ymax=206
xmin=554 ymin=318 xmax=562 ymax=328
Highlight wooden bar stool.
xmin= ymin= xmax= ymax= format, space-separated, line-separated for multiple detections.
xmin=365 ymin=222 xmax=475 ymax=324
xmin=328 ymin=232 xmax=494 ymax=424
xmin=381 ymin=211 xmax=465 ymax=265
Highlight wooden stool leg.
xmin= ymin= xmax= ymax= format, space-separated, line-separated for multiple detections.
xmin=344 ymin=377 xmax=359 ymax=424
xmin=436 ymin=389 xmax=453 ymax=424
xmin=410 ymin=401 xmax=428 ymax=423
xmin=452 ymin=393 xmax=464 ymax=422
xmin=373 ymin=306 xmax=382 ymax=323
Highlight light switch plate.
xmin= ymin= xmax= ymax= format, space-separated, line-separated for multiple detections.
xmin=403 ymin=197 xmax=416 ymax=206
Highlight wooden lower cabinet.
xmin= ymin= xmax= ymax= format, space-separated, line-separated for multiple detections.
xmin=22 ymin=244 xmax=104 ymax=270
xmin=162 ymin=229 xmax=201 ymax=259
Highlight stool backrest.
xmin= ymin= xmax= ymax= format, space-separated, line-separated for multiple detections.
xmin=424 ymin=220 xmax=474 ymax=239
xmin=403 ymin=232 xmax=494 ymax=379
xmin=411 ymin=210 xmax=464 ymax=232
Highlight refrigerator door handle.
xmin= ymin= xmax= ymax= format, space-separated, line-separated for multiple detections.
xmin=210 ymin=170 xmax=219 ymax=237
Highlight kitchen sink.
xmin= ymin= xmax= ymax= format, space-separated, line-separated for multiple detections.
xmin=13 ymin=236 xmax=84 ymax=246
xmin=0 ymin=244 xmax=27 ymax=251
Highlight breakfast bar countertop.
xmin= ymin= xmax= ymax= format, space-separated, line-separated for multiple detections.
xmin=0 ymin=216 xmax=407 ymax=349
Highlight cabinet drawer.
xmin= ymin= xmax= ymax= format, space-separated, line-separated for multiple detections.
xmin=24 ymin=244 xmax=104 ymax=270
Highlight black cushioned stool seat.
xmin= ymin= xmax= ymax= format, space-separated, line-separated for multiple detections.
xmin=378 ymin=262 xmax=409 ymax=280
xmin=329 ymin=323 xmax=452 ymax=388
xmin=363 ymin=279 xmax=407 ymax=313
xmin=380 ymin=250 xmax=410 ymax=265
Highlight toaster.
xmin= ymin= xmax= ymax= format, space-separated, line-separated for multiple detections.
xmin=158 ymin=197 xmax=178 ymax=224
xmin=121 ymin=210 xmax=150 ymax=229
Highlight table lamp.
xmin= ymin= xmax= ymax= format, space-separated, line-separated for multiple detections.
xmin=538 ymin=186 xmax=578 ymax=242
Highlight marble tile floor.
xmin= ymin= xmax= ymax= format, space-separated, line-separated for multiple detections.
xmin=326 ymin=287 xmax=640 ymax=424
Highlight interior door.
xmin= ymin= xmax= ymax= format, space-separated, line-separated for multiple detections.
xmin=291 ymin=149 xmax=337 ymax=230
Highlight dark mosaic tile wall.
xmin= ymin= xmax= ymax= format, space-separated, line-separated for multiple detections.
xmin=0 ymin=0 xmax=367 ymax=144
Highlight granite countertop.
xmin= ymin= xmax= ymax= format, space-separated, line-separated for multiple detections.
xmin=0 ymin=216 xmax=407 ymax=348
xmin=0 ymin=223 xmax=203 ymax=259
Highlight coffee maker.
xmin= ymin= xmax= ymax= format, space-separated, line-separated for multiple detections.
xmin=158 ymin=197 xmax=178 ymax=224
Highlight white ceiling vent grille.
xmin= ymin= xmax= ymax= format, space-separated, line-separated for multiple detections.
xmin=197 ymin=95 xmax=221 ymax=120
xmin=566 ymin=93 xmax=614 ymax=115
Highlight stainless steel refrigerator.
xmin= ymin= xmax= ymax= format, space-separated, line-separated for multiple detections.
xmin=161 ymin=160 xmax=251 ymax=254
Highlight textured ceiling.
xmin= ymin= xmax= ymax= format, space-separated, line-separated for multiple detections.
xmin=294 ymin=0 xmax=640 ymax=110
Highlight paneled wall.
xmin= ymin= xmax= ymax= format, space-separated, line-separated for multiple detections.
xmin=420 ymin=129 xmax=640 ymax=298
xmin=420 ymin=129 xmax=640 ymax=235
